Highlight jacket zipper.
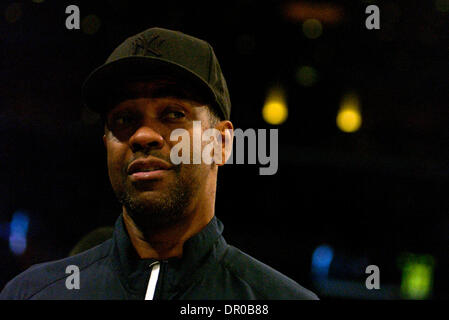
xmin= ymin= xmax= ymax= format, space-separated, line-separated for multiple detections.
xmin=144 ymin=261 xmax=160 ymax=300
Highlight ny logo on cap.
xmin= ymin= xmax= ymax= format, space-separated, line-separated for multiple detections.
xmin=132 ymin=34 xmax=165 ymax=57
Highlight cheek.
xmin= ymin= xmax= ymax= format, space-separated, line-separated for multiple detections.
xmin=106 ymin=141 xmax=128 ymax=181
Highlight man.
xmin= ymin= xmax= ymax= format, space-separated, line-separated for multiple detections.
xmin=0 ymin=27 xmax=318 ymax=300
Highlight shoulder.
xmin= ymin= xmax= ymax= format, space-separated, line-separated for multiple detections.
xmin=0 ymin=239 xmax=112 ymax=300
xmin=221 ymin=245 xmax=319 ymax=300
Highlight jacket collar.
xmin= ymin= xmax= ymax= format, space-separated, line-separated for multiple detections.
xmin=110 ymin=213 xmax=224 ymax=296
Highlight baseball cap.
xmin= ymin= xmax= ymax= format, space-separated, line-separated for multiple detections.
xmin=82 ymin=27 xmax=231 ymax=120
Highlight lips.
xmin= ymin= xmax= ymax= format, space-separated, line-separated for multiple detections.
xmin=127 ymin=158 xmax=172 ymax=181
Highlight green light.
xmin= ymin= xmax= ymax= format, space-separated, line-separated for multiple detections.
xmin=435 ymin=0 xmax=449 ymax=13
xmin=302 ymin=19 xmax=323 ymax=39
xmin=399 ymin=253 xmax=435 ymax=300
xmin=296 ymin=66 xmax=318 ymax=87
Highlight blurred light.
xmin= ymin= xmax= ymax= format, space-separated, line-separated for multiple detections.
xmin=81 ymin=14 xmax=101 ymax=35
xmin=5 ymin=3 xmax=22 ymax=23
xmin=302 ymin=19 xmax=323 ymax=39
xmin=399 ymin=253 xmax=435 ymax=300
xmin=296 ymin=65 xmax=318 ymax=87
xmin=283 ymin=2 xmax=344 ymax=24
xmin=262 ymin=87 xmax=288 ymax=125
xmin=435 ymin=0 xmax=449 ymax=12
xmin=9 ymin=211 xmax=30 ymax=255
xmin=337 ymin=109 xmax=362 ymax=133
xmin=336 ymin=92 xmax=362 ymax=133
xmin=311 ymin=244 xmax=334 ymax=278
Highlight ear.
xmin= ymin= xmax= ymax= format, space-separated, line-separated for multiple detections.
xmin=102 ymin=119 xmax=110 ymax=149
xmin=215 ymin=120 xmax=233 ymax=166
xmin=102 ymin=133 xmax=107 ymax=149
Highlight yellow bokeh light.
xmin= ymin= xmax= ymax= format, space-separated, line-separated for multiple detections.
xmin=262 ymin=88 xmax=288 ymax=125
xmin=336 ymin=93 xmax=362 ymax=133
xmin=337 ymin=109 xmax=361 ymax=132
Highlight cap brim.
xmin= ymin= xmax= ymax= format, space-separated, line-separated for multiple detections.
xmin=82 ymin=56 xmax=218 ymax=115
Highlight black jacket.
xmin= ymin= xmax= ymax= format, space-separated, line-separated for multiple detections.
xmin=0 ymin=215 xmax=318 ymax=300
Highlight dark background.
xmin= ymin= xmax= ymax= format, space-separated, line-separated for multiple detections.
xmin=0 ymin=0 xmax=448 ymax=299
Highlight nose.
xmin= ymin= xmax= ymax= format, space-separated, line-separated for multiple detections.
xmin=129 ymin=125 xmax=164 ymax=153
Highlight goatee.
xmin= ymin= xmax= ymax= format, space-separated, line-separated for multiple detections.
xmin=116 ymin=175 xmax=195 ymax=237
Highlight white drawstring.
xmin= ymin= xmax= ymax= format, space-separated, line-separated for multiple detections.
xmin=144 ymin=261 xmax=160 ymax=300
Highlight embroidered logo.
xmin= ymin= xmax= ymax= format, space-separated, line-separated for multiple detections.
xmin=132 ymin=34 xmax=165 ymax=57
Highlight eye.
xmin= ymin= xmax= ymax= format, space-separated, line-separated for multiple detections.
xmin=108 ymin=111 xmax=139 ymax=129
xmin=163 ymin=109 xmax=186 ymax=120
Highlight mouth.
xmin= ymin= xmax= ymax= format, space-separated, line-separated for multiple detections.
xmin=127 ymin=158 xmax=172 ymax=182
xmin=129 ymin=170 xmax=169 ymax=181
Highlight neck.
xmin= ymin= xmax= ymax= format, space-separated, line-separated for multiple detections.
xmin=123 ymin=209 xmax=213 ymax=260
xmin=123 ymin=177 xmax=217 ymax=260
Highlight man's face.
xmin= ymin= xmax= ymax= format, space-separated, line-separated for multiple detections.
xmin=102 ymin=80 xmax=216 ymax=231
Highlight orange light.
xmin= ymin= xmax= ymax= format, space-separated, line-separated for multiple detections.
xmin=283 ymin=2 xmax=344 ymax=24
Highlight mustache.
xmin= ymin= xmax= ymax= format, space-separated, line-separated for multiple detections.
xmin=124 ymin=151 xmax=179 ymax=174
